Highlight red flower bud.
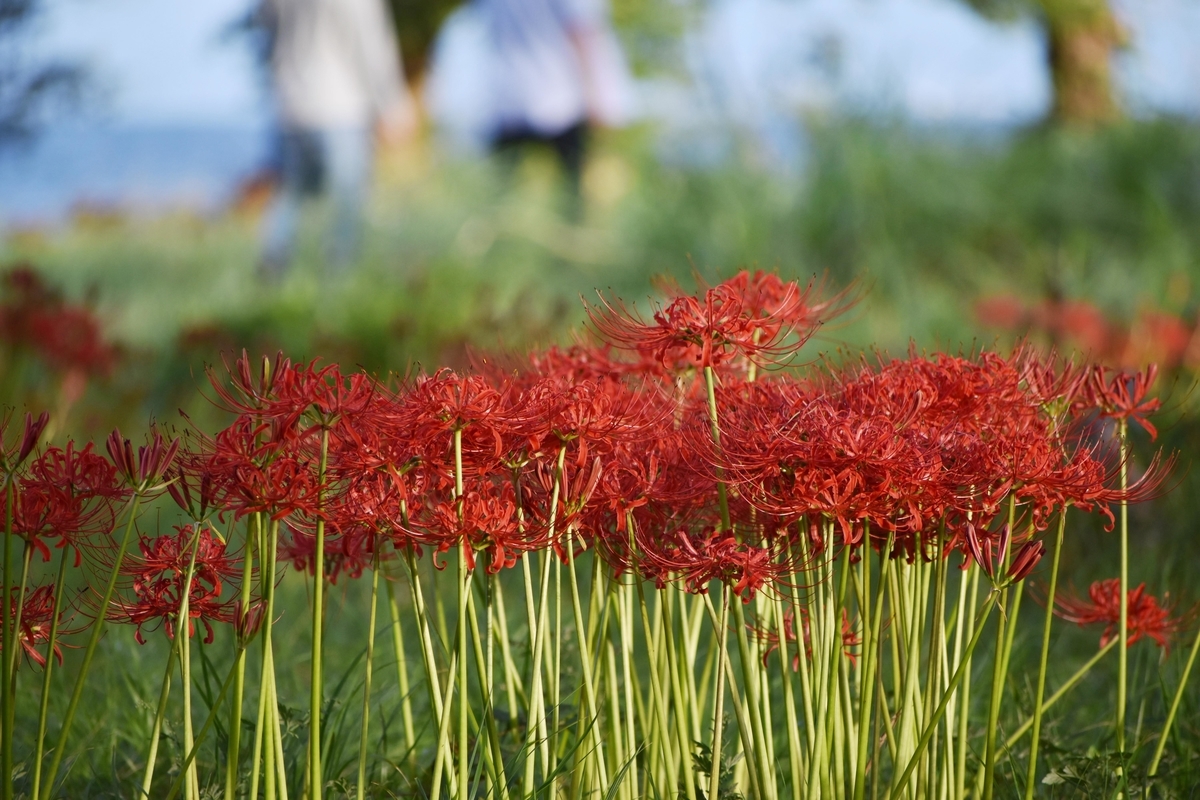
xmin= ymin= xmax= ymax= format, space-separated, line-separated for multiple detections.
xmin=1006 ymin=540 xmax=1045 ymax=583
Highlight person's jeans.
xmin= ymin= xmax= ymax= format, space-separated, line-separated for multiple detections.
xmin=261 ymin=126 xmax=372 ymax=273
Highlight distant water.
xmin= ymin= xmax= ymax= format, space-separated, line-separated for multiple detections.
xmin=0 ymin=124 xmax=271 ymax=227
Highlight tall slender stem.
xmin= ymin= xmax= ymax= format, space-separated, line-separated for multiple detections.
xmin=384 ymin=568 xmax=416 ymax=756
xmin=1149 ymin=620 xmax=1200 ymax=776
xmin=1117 ymin=418 xmax=1129 ymax=753
xmin=709 ymin=586 xmax=730 ymax=800
xmin=2 ymin=476 xmax=15 ymax=800
xmin=226 ymin=513 xmax=259 ymax=800
xmin=309 ymin=427 xmax=331 ymax=800
xmin=1025 ymin=511 xmax=1066 ymax=800
xmin=41 ymin=492 xmax=144 ymax=800
xmin=31 ymin=551 xmax=70 ymax=800
xmin=888 ymin=590 xmax=1000 ymax=800
xmin=356 ymin=552 xmax=382 ymax=800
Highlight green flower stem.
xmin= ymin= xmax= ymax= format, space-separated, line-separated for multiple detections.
xmin=400 ymin=546 xmax=458 ymax=798
xmin=565 ymin=530 xmax=611 ymax=794
xmin=522 ymin=447 xmax=565 ymax=796
xmin=308 ymin=426 xmax=330 ymax=800
xmin=1025 ymin=511 xmax=1067 ymax=800
xmin=953 ymin=564 xmax=980 ymax=800
xmin=855 ymin=535 xmax=895 ymax=800
xmin=1 ymin=477 xmax=16 ymax=800
xmin=967 ymin=636 xmax=1119 ymax=798
xmin=41 ymin=491 xmax=143 ymax=800
xmin=225 ymin=513 xmax=259 ymax=800
xmin=465 ymin=580 xmax=510 ymax=799
xmin=248 ymin=644 xmax=268 ymax=800
xmin=163 ymin=639 xmax=247 ymax=800
xmin=657 ymin=587 xmax=694 ymax=800
xmin=1117 ymin=418 xmax=1129 ymax=753
xmin=709 ymin=585 xmax=730 ymax=800
xmin=140 ymin=632 xmax=179 ymax=797
xmin=1149 ymin=618 xmax=1200 ymax=776
xmin=702 ymin=366 xmax=731 ymax=534
xmin=635 ymin=573 xmax=681 ymax=795
xmin=429 ymin=648 xmax=460 ymax=800
xmin=356 ymin=553 xmax=382 ymax=800
xmin=384 ymin=569 xmax=416 ymax=756
xmin=31 ymin=551 xmax=70 ymax=800
xmin=180 ymin=616 xmax=198 ymax=800
xmin=982 ymin=497 xmax=1018 ymax=800
xmin=889 ymin=589 xmax=1000 ymax=800
xmin=701 ymin=591 xmax=763 ymax=800
xmin=492 ymin=580 xmax=524 ymax=714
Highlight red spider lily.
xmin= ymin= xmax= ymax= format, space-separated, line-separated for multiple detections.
xmin=2 ymin=584 xmax=77 ymax=668
xmin=585 ymin=272 xmax=828 ymax=370
xmin=204 ymin=350 xmax=293 ymax=416
xmin=2 ymin=441 xmax=127 ymax=563
xmin=0 ymin=265 xmax=117 ymax=380
xmin=755 ymin=607 xmax=861 ymax=670
xmin=0 ymin=410 xmax=50 ymax=471
xmin=1055 ymin=579 xmax=1181 ymax=651
xmin=106 ymin=428 xmax=180 ymax=491
xmin=203 ymin=416 xmax=321 ymax=521
xmin=635 ymin=526 xmax=782 ymax=602
xmin=280 ymin=524 xmax=378 ymax=583
xmin=1084 ymin=365 xmax=1161 ymax=440
xmin=112 ymin=524 xmax=237 ymax=644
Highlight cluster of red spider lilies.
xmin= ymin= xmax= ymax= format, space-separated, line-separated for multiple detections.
xmin=1 ymin=271 xmax=1195 ymax=800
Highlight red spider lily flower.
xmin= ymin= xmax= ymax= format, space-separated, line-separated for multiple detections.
xmin=203 ymin=416 xmax=321 ymax=521
xmin=755 ymin=607 xmax=861 ymax=670
xmin=11 ymin=410 xmax=50 ymax=469
xmin=584 ymin=272 xmax=828 ymax=370
xmin=2 ymin=584 xmax=77 ymax=668
xmin=1084 ymin=365 xmax=1161 ymax=440
xmin=113 ymin=524 xmax=237 ymax=644
xmin=636 ymin=526 xmax=782 ymax=602
xmin=106 ymin=428 xmax=180 ymax=491
xmin=1054 ymin=579 xmax=1181 ymax=651
xmin=280 ymin=523 xmax=378 ymax=584
xmin=205 ymin=350 xmax=293 ymax=415
xmin=0 ymin=266 xmax=118 ymax=380
xmin=2 ymin=441 xmax=127 ymax=564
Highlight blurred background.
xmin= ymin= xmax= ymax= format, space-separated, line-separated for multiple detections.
xmin=2 ymin=0 xmax=1200 ymax=439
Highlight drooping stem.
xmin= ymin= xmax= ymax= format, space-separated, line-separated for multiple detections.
xmin=1025 ymin=510 xmax=1067 ymax=800
xmin=309 ymin=426 xmax=331 ymax=800
xmin=41 ymin=491 xmax=144 ymax=800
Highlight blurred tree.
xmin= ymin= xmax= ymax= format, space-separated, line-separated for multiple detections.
xmin=0 ymin=0 xmax=84 ymax=146
xmin=968 ymin=0 xmax=1125 ymax=125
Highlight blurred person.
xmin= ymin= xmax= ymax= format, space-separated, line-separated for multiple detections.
xmin=427 ymin=0 xmax=634 ymax=217
xmin=259 ymin=0 xmax=416 ymax=278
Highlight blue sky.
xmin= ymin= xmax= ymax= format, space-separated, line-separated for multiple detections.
xmin=18 ymin=0 xmax=1200 ymax=127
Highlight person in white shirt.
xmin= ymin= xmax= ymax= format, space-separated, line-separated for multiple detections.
xmin=259 ymin=0 xmax=415 ymax=277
